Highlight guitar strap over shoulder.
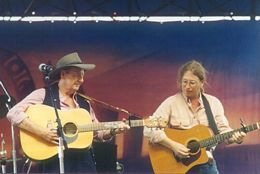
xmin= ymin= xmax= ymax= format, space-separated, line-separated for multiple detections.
xmin=201 ymin=94 xmax=219 ymax=135
xmin=43 ymin=82 xmax=61 ymax=109
xmin=43 ymin=82 xmax=90 ymax=112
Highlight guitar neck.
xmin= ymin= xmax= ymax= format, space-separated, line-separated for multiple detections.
xmin=200 ymin=122 xmax=260 ymax=148
xmin=78 ymin=119 xmax=145 ymax=132
xmin=127 ymin=119 xmax=145 ymax=127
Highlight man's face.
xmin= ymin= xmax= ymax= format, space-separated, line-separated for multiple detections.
xmin=60 ymin=67 xmax=85 ymax=92
xmin=181 ymin=70 xmax=203 ymax=98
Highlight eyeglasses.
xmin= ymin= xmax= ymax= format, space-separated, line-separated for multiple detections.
xmin=181 ymin=79 xmax=198 ymax=87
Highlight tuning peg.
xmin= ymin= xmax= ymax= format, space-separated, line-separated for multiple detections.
xmin=240 ymin=118 xmax=246 ymax=128
xmin=240 ymin=118 xmax=247 ymax=132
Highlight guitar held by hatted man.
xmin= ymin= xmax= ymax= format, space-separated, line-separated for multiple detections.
xmin=20 ymin=104 xmax=167 ymax=161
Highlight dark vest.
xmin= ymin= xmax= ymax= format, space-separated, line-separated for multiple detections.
xmin=43 ymin=83 xmax=90 ymax=112
xmin=37 ymin=83 xmax=97 ymax=173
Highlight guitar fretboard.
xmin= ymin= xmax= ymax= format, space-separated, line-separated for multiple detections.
xmin=77 ymin=120 xmax=145 ymax=132
xmin=200 ymin=122 xmax=260 ymax=148
xmin=128 ymin=120 xmax=145 ymax=127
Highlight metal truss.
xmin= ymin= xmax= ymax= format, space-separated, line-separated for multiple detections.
xmin=0 ymin=0 xmax=260 ymax=17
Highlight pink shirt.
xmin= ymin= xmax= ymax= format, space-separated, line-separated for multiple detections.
xmin=144 ymin=92 xmax=232 ymax=143
xmin=7 ymin=88 xmax=106 ymax=140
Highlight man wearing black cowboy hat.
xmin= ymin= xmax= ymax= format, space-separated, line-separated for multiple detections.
xmin=7 ymin=52 xmax=129 ymax=173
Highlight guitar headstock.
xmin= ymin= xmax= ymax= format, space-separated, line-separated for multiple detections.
xmin=143 ymin=117 xmax=168 ymax=128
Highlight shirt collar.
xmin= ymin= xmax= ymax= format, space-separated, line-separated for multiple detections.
xmin=59 ymin=91 xmax=80 ymax=108
xmin=181 ymin=92 xmax=204 ymax=108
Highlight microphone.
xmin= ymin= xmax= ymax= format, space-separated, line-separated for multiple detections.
xmin=38 ymin=63 xmax=53 ymax=74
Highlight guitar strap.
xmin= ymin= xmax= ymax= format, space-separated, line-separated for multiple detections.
xmin=43 ymin=82 xmax=61 ymax=109
xmin=201 ymin=94 xmax=219 ymax=135
xmin=43 ymin=82 xmax=90 ymax=112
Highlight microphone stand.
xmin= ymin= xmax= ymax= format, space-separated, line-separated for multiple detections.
xmin=0 ymin=81 xmax=17 ymax=174
xmin=43 ymin=75 xmax=67 ymax=174
xmin=76 ymin=93 xmax=142 ymax=121
xmin=0 ymin=133 xmax=7 ymax=174
xmin=77 ymin=93 xmax=141 ymax=173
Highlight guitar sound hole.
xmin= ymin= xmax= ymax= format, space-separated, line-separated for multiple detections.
xmin=63 ymin=122 xmax=77 ymax=135
xmin=187 ymin=140 xmax=200 ymax=154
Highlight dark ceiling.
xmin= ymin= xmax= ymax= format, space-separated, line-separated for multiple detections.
xmin=0 ymin=0 xmax=260 ymax=17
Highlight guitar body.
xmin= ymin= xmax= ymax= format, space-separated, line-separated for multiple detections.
xmin=149 ymin=125 xmax=213 ymax=174
xmin=20 ymin=104 xmax=93 ymax=161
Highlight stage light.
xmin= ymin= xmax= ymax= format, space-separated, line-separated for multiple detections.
xmin=10 ymin=16 xmax=21 ymax=21
xmin=113 ymin=16 xmax=131 ymax=21
xmin=232 ymin=16 xmax=251 ymax=21
xmin=199 ymin=16 xmax=232 ymax=22
xmin=22 ymin=17 xmax=45 ymax=22
xmin=129 ymin=16 xmax=139 ymax=21
xmin=139 ymin=16 xmax=147 ymax=22
xmin=76 ymin=16 xmax=92 ymax=21
xmin=68 ymin=16 xmax=76 ymax=21
xmin=190 ymin=16 xmax=200 ymax=21
xmin=147 ymin=16 xmax=190 ymax=22
xmin=94 ymin=17 xmax=113 ymax=21
xmin=3 ymin=16 xmax=10 ymax=21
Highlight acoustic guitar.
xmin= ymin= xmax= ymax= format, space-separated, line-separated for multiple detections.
xmin=20 ymin=104 xmax=167 ymax=161
xmin=149 ymin=123 xmax=260 ymax=174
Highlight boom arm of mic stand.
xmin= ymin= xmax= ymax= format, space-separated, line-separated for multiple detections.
xmin=77 ymin=93 xmax=142 ymax=119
